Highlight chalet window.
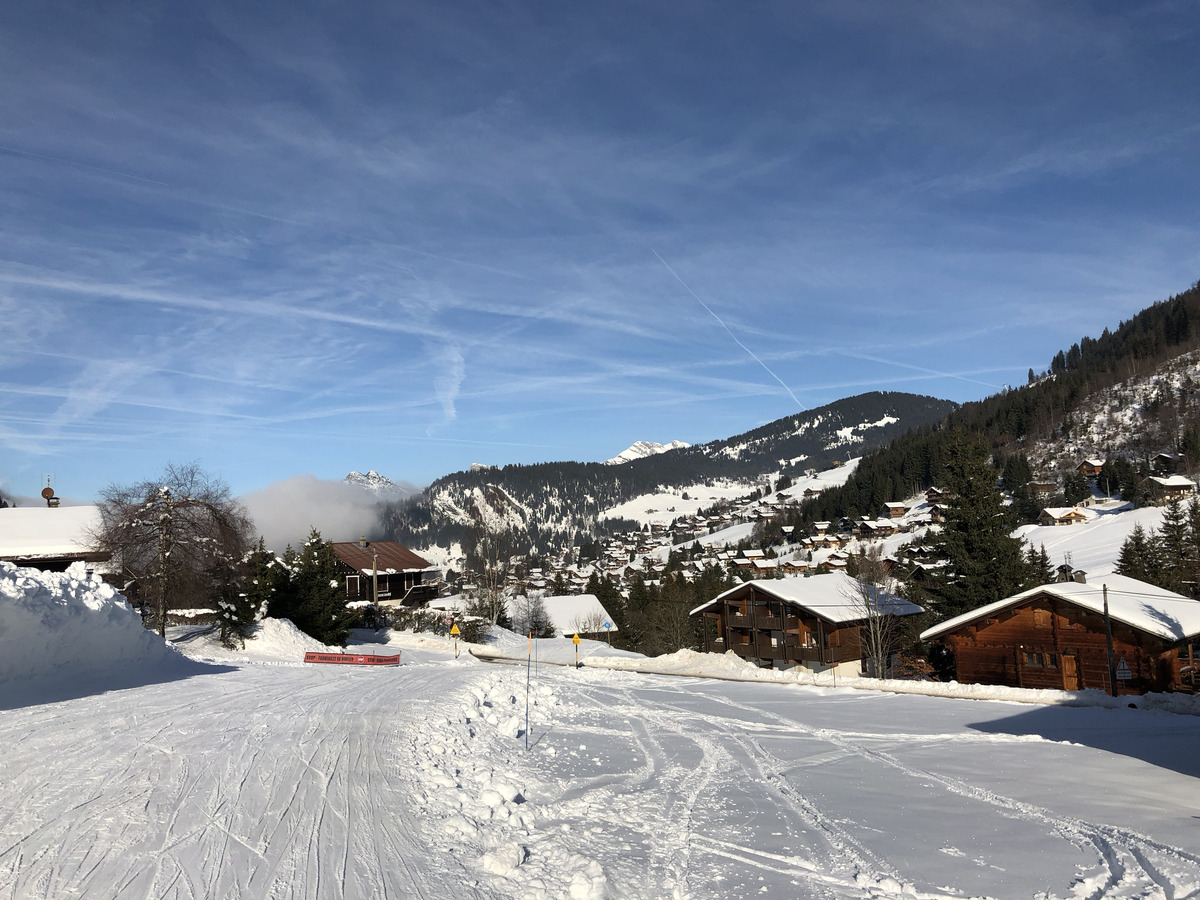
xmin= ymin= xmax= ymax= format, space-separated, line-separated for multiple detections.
xmin=1179 ymin=643 xmax=1195 ymax=660
xmin=1023 ymin=651 xmax=1057 ymax=669
xmin=346 ymin=575 xmax=360 ymax=597
xmin=1033 ymin=609 xmax=1052 ymax=628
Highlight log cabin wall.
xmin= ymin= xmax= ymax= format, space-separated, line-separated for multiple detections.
xmin=945 ymin=593 xmax=1181 ymax=694
xmin=699 ymin=583 xmax=865 ymax=669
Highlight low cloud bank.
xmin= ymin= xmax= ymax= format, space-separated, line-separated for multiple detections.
xmin=240 ymin=474 xmax=417 ymax=553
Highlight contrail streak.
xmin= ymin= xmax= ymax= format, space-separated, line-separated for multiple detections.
xmin=652 ymin=249 xmax=807 ymax=411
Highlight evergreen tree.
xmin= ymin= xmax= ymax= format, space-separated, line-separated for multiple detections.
xmin=1062 ymin=471 xmax=1090 ymax=506
xmin=922 ymin=434 xmax=1033 ymax=621
xmin=1026 ymin=543 xmax=1053 ymax=585
xmin=999 ymin=453 xmax=1033 ymax=493
xmin=1116 ymin=524 xmax=1160 ymax=584
xmin=1158 ymin=497 xmax=1190 ymax=590
xmin=288 ymin=528 xmax=354 ymax=645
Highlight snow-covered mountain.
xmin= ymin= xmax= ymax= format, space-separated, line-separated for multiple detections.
xmin=344 ymin=470 xmax=407 ymax=498
xmin=603 ymin=440 xmax=690 ymax=466
xmin=380 ymin=391 xmax=956 ymax=559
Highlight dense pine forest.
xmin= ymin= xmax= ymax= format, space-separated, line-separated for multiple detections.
xmin=793 ymin=280 xmax=1200 ymax=527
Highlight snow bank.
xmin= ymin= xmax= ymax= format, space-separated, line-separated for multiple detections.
xmin=0 ymin=561 xmax=182 ymax=687
xmin=586 ymin=649 xmax=1200 ymax=715
xmin=175 ymin=617 xmax=335 ymax=665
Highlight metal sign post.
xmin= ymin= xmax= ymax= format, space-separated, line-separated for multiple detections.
xmin=450 ymin=622 xmax=460 ymax=659
xmin=572 ymin=632 xmax=581 ymax=668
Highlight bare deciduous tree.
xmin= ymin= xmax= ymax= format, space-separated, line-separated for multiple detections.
xmin=90 ymin=462 xmax=254 ymax=637
xmin=845 ymin=546 xmax=912 ymax=679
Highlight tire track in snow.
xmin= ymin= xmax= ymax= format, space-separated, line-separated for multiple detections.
xmin=675 ymin=688 xmax=1200 ymax=900
xmin=568 ymin=678 xmax=899 ymax=899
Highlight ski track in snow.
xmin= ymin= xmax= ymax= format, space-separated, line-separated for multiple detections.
xmin=3 ymin=656 xmax=1200 ymax=899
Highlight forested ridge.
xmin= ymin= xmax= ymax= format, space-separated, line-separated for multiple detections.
xmin=796 ymin=280 xmax=1200 ymax=525
xmin=381 ymin=391 xmax=956 ymax=554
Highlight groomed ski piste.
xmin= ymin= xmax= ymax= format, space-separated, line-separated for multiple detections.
xmin=2 ymin=561 xmax=1200 ymax=899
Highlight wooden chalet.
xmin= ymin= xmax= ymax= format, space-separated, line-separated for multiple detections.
xmin=1037 ymin=507 xmax=1088 ymax=527
xmin=921 ymin=574 xmax=1200 ymax=694
xmin=1141 ymin=475 xmax=1197 ymax=506
xmin=1026 ymin=481 xmax=1057 ymax=500
xmin=882 ymin=502 xmax=908 ymax=519
xmin=1077 ymin=458 xmax=1106 ymax=478
xmin=331 ymin=537 xmax=438 ymax=607
xmin=692 ymin=574 xmax=923 ymax=673
xmin=1152 ymin=452 xmax=1184 ymax=476
xmin=925 ymin=486 xmax=949 ymax=503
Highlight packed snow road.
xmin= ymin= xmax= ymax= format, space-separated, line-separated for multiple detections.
xmin=2 ymin=648 xmax=1200 ymax=900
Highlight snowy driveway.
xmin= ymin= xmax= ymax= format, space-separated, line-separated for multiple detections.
xmin=2 ymin=649 xmax=1200 ymax=899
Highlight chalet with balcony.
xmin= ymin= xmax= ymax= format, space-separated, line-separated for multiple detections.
xmin=1141 ymin=475 xmax=1198 ymax=506
xmin=1077 ymin=458 xmax=1106 ymax=478
xmin=882 ymin=502 xmax=907 ymax=519
xmin=921 ymin=574 xmax=1200 ymax=694
xmin=331 ymin=537 xmax=438 ymax=607
xmin=691 ymin=573 xmax=923 ymax=674
xmin=1037 ymin=507 xmax=1088 ymax=527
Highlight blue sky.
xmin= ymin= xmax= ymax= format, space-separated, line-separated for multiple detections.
xmin=2 ymin=1 xmax=1199 ymax=501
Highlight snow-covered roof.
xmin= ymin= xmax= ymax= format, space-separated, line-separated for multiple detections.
xmin=508 ymin=593 xmax=619 ymax=635
xmin=1147 ymin=475 xmax=1196 ymax=489
xmin=1040 ymin=506 xmax=1087 ymax=519
xmin=921 ymin=574 xmax=1200 ymax=644
xmin=0 ymin=506 xmax=103 ymax=560
xmin=690 ymin=573 xmax=923 ymax=624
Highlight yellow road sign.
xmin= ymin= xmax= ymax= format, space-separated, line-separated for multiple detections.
xmin=450 ymin=624 xmax=461 ymax=636
xmin=572 ymin=633 xmax=581 ymax=645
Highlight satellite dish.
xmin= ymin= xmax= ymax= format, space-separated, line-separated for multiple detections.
xmin=41 ymin=487 xmax=55 ymax=500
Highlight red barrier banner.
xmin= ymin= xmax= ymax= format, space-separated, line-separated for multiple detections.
xmin=303 ymin=651 xmax=401 ymax=666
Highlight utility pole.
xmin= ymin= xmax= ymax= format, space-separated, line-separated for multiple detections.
xmin=1103 ymin=583 xmax=1118 ymax=698
xmin=371 ymin=546 xmax=380 ymax=632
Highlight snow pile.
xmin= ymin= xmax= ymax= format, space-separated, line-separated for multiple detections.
xmin=412 ymin=670 xmax=610 ymax=899
xmin=0 ymin=561 xmax=179 ymax=686
xmin=176 ymin=617 xmax=334 ymax=665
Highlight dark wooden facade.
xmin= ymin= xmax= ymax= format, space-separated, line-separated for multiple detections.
xmin=933 ymin=592 xmax=1195 ymax=694
xmin=697 ymin=583 xmax=862 ymax=669
xmin=331 ymin=540 xmax=438 ymax=606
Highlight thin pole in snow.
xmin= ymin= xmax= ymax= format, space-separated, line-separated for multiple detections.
xmin=525 ymin=631 xmax=532 ymax=750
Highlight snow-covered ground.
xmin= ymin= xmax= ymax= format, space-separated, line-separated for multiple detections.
xmin=1016 ymin=501 xmax=1166 ymax=577
xmin=600 ymin=460 xmax=860 ymax=531
xmin=4 ymin=564 xmax=1200 ymax=898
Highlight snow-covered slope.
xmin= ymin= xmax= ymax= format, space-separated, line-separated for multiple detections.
xmin=603 ymin=440 xmax=689 ymax=466
xmin=2 ymin=639 xmax=1199 ymax=898
xmin=344 ymin=469 xmax=408 ymax=498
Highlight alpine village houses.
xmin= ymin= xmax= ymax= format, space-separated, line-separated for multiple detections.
xmin=690 ymin=573 xmax=924 ymax=676
xmin=920 ymin=573 xmax=1200 ymax=695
